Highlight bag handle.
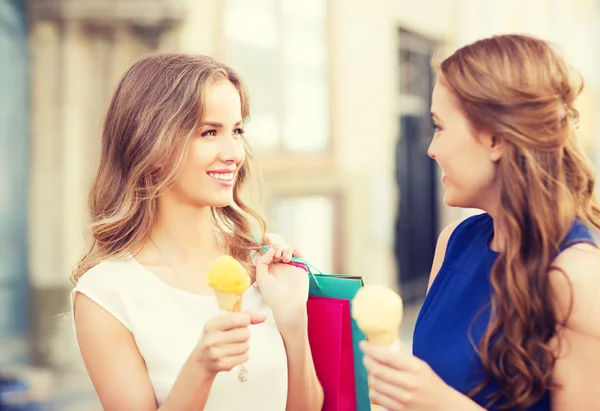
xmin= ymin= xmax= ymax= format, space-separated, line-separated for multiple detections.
xmin=290 ymin=255 xmax=323 ymax=291
xmin=258 ymin=244 xmax=323 ymax=290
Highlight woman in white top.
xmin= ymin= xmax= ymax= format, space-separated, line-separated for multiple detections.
xmin=71 ymin=53 xmax=324 ymax=411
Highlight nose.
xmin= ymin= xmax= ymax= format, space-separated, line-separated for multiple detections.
xmin=427 ymin=137 xmax=436 ymax=160
xmin=219 ymin=133 xmax=245 ymax=165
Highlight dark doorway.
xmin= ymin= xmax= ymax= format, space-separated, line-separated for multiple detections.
xmin=394 ymin=29 xmax=438 ymax=304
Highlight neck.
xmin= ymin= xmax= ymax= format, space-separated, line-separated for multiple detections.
xmin=151 ymin=195 xmax=221 ymax=264
xmin=476 ymin=182 xmax=505 ymax=252
xmin=485 ymin=202 xmax=506 ymax=253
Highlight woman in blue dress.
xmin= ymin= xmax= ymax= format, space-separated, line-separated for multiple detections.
xmin=361 ymin=34 xmax=600 ymax=410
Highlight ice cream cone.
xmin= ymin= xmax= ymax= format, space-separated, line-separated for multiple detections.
xmin=214 ymin=290 xmax=243 ymax=312
xmin=352 ymin=286 xmax=404 ymax=411
xmin=207 ymin=255 xmax=251 ymax=312
xmin=351 ymin=285 xmax=404 ymax=347
xmin=366 ymin=329 xmax=399 ymax=346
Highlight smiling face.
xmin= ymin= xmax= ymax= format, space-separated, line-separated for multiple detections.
xmin=427 ymin=80 xmax=501 ymax=210
xmin=166 ymin=78 xmax=246 ymax=208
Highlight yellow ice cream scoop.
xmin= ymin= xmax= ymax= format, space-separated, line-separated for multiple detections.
xmin=351 ymin=285 xmax=404 ymax=346
xmin=207 ymin=255 xmax=251 ymax=312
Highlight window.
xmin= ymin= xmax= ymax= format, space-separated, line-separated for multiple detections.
xmin=271 ymin=194 xmax=339 ymax=273
xmin=223 ymin=0 xmax=330 ymax=153
xmin=397 ymin=30 xmax=432 ymax=118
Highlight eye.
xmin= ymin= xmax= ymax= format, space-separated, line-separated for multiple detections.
xmin=432 ymin=122 xmax=442 ymax=133
xmin=234 ymin=128 xmax=245 ymax=136
xmin=201 ymin=129 xmax=217 ymax=137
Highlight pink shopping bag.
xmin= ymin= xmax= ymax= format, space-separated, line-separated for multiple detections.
xmin=307 ymin=296 xmax=357 ymax=411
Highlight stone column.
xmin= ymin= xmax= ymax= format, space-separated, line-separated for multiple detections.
xmin=28 ymin=19 xmax=67 ymax=366
xmin=26 ymin=0 xmax=184 ymax=369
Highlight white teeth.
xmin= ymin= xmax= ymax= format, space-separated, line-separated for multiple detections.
xmin=208 ymin=172 xmax=234 ymax=181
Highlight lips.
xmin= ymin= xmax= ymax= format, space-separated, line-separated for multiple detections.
xmin=207 ymin=169 xmax=236 ymax=187
xmin=207 ymin=172 xmax=234 ymax=182
xmin=440 ymin=166 xmax=447 ymax=183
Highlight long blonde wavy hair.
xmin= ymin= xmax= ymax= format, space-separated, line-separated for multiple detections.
xmin=72 ymin=53 xmax=266 ymax=284
xmin=437 ymin=34 xmax=600 ymax=409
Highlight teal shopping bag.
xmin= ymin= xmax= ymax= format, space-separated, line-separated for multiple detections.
xmin=296 ymin=259 xmax=371 ymax=411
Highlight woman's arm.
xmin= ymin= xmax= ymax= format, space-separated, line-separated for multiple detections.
xmin=253 ymin=246 xmax=324 ymax=411
xmin=278 ymin=310 xmax=324 ymax=411
xmin=74 ymin=292 xmax=215 ymax=411
xmin=549 ymin=243 xmax=600 ymax=411
xmin=75 ymin=293 xmax=262 ymax=411
xmin=361 ymin=341 xmax=485 ymax=411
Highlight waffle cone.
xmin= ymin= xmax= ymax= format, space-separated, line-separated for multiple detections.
xmin=366 ymin=329 xmax=398 ymax=346
xmin=215 ymin=290 xmax=242 ymax=312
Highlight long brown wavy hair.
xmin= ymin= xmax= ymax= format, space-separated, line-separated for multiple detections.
xmin=437 ymin=34 xmax=600 ymax=409
xmin=72 ymin=53 xmax=266 ymax=284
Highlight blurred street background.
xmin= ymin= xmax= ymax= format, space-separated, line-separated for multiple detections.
xmin=2 ymin=0 xmax=600 ymax=408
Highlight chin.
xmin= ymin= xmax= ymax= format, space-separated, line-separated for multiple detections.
xmin=443 ymin=191 xmax=468 ymax=208
xmin=203 ymin=198 xmax=233 ymax=208
xmin=210 ymin=194 xmax=235 ymax=208
xmin=444 ymin=193 xmax=481 ymax=210
xmin=186 ymin=193 xmax=233 ymax=209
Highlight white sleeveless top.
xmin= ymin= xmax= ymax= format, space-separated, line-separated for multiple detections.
xmin=70 ymin=256 xmax=288 ymax=410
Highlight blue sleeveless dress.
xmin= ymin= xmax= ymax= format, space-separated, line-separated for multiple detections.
xmin=413 ymin=213 xmax=597 ymax=410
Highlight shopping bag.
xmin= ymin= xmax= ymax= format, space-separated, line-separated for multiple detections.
xmin=307 ymin=296 xmax=356 ymax=411
xmin=293 ymin=257 xmax=370 ymax=411
xmin=258 ymin=243 xmax=371 ymax=410
xmin=307 ymin=271 xmax=370 ymax=411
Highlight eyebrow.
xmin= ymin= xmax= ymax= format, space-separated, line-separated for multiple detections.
xmin=201 ymin=120 xmax=244 ymax=128
xmin=431 ymin=112 xmax=445 ymax=124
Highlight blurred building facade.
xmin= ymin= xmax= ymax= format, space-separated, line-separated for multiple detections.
xmin=1 ymin=0 xmax=29 ymax=366
xmin=1 ymin=0 xmax=600 ymax=407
